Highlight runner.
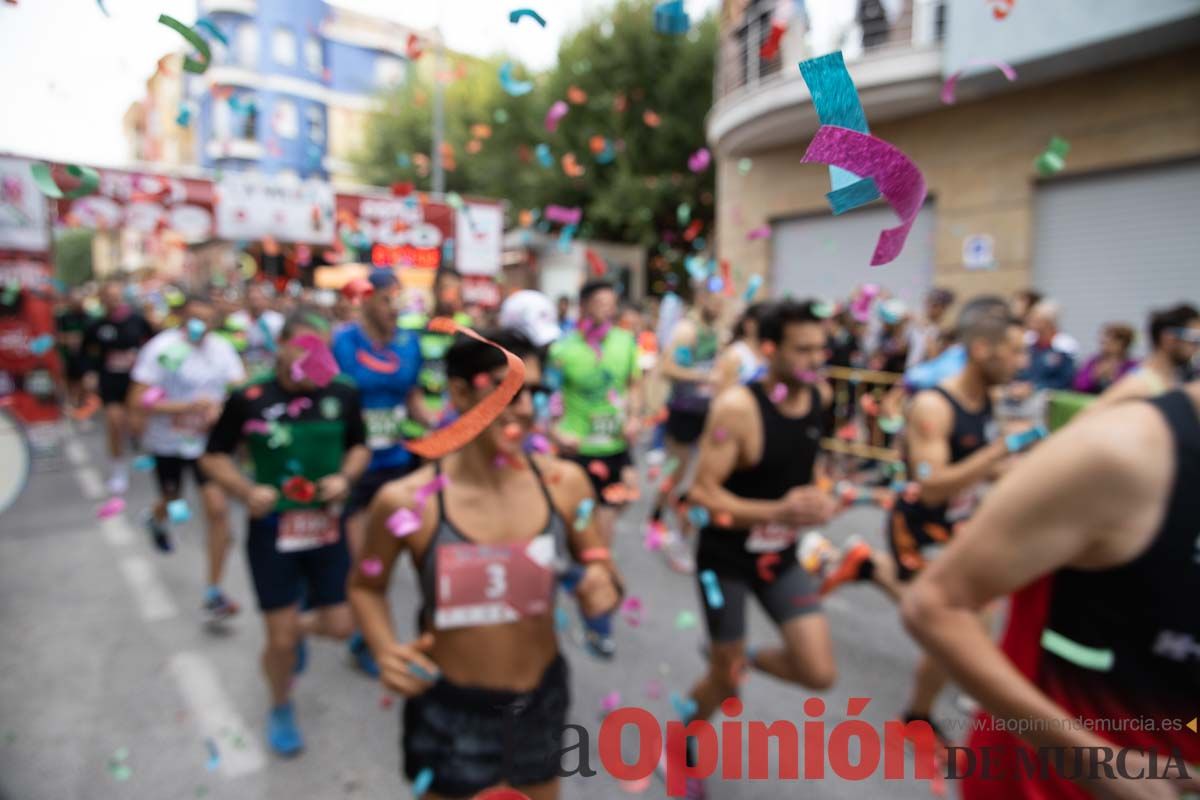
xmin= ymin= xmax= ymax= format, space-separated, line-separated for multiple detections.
xmin=128 ymin=294 xmax=245 ymax=622
xmin=815 ymin=295 xmax=1037 ymax=741
xmin=332 ymin=269 xmax=432 ymax=676
xmin=200 ymin=309 xmax=369 ymax=757
xmin=406 ymin=268 xmax=473 ymax=425
xmin=80 ymin=279 xmax=155 ymax=495
xmin=679 ymin=299 xmax=842 ymax=798
xmin=1086 ymin=303 xmax=1199 ymax=411
xmin=715 ymin=301 xmax=767 ymax=392
xmin=651 ymin=286 xmax=725 ymax=574
xmin=902 ymin=381 xmax=1200 ymax=799
xmin=227 ymin=283 xmax=285 ymax=381
xmin=349 ymin=327 xmax=622 ymax=800
xmin=55 ymin=287 xmax=91 ymax=414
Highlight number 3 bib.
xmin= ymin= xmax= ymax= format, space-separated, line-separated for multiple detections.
xmin=434 ymin=536 xmax=555 ymax=630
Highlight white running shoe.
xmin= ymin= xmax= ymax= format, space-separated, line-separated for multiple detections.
xmin=106 ymin=467 xmax=129 ymax=496
xmin=662 ymin=530 xmax=696 ymax=575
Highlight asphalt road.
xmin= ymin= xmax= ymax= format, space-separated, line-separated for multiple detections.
xmin=0 ymin=426 xmax=969 ymax=800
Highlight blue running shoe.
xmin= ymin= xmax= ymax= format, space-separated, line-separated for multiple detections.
xmin=348 ymin=632 xmax=379 ymax=678
xmin=266 ymin=702 xmax=303 ymax=757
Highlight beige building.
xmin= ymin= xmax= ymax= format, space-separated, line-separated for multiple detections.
xmin=122 ymin=54 xmax=196 ymax=168
xmin=709 ymin=0 xmax=1200 ymax=352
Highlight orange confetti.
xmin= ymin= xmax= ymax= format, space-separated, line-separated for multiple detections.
xmin=714 ymin=512 xmax=733 ymax=527
xmin=602 ymin=484 xmax=629 ymax=504
xmin=589 ymin=135 xmax=607 ymax=154
xmin=567 ymin=86 xmax=588 ymax=104
xmin=518 ymin=209 xmax=533 ymax=227
xmin=503 ymin=422 xmax=523 ymax=441
xmin=587 ymin=459 xmax=611 ymax=481
xmin=643 ymin=110 xmax=661 ymax=128
xmin=613 ymin=93 xmax=627 ymax=113
xmin=562 ymin=153 xmax=585 ymax=177
xmin=466 ymin=140 xmax=483 ymax=154
xmin=470 ymin=124 xmax=492 ymax=139
xmin=760 ymin=341 xmax=776 ymax=358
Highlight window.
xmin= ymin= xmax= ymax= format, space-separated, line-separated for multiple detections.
xmin=273 ymin=99 xmax=298 ymax=139
xmin=304 ymin=36 xmax=323 ymax=75
xmin=272 ymin=27 xmax=297 ymax=67
xmin=374 ymin=56 xmax=404 ymax=88
xmin=238 ymin=95 xmax=259 ymax=140
xmin=214 ymin=100 xmax=233 ymax=140
xmin=305 ymin=106 xmax=325 ymax=144
xmin=235 ymin=24 xmax=259 ymax=67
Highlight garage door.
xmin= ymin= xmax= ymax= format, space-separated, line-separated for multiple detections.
xmin=770 ymin=202 xmax=936 ymax=306
xmin=1034 ymin=160 xmax=1200 ymax=357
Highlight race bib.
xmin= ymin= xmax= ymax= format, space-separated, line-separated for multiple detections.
xmin=745 ymin=522 xmax=800 ymax=553
xmin=434 ymin=537 xmax=555 ymax=630
xmin=588 ymin=411 xmax=622 ymax=439
xmin=364 ymin=406 xmax=408 ymax=450
xmin=276 ymin=510 xmax=339 ymax=553
xmin=105 ymin=349 xmax=137 ymax=373
xmin=171 ymin=410 xmax=208 ymax=436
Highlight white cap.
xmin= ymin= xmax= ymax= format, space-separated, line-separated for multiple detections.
xmin=499 ymin=290 xmax=561 ymax=347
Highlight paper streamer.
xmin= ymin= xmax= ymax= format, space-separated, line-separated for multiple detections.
xmin=798 ymin=52 xmax=881 ymax=215
xmin=654 ymin=0 xmax=689 ymax=34
xmin=30 ymin=163 xmax=100 ymax=200
xmin=508 ymin=7 xmax=546 ymax=26
xmin=801 ymin=126 xmax=927 ymax=266
xmin=746 ymin=225 xmax=771 ymax=241
xmin=499 ymin=61 xmax=533 ymax=96
xmin=195 ymin=17 xmax=229 ymax=47
xmin=544 ymin=100 xmax=569 ymax=133
xmin=743 ymin=274 xmax=762 ymax=302
xmin=158 ymin=15 xmax=212 ymax=75
xmin=941 ymin=59 xmax=1017 ymax=105
xmin=544 ymin=204 xmax=582 ymax=225
xmin=403 ymin=319 xmax=526 ymax=460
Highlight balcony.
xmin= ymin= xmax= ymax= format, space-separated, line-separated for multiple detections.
xmin=708 ymin=0 xmax=945 ymax=155
xmin=198 ymin=0 xmax=256 ymax=15
xmin=206 ymin=139 xmax=264 ymax=161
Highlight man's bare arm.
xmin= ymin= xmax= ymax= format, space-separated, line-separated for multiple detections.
xmin=907 ymin=391 xmax=1008 ymax=507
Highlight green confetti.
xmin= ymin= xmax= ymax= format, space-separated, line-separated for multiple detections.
xmin=676 ymin=203 xmax=691 ymax=226
xmin=737 ymin=158 xmax=753 ymax=175
xmin=674 ymin=610 xmax=697 ymax=630
xmin=30 ymin=163 xmax=100 ymax=200
xmin=158 ymin=15 xmax=212 ymax=74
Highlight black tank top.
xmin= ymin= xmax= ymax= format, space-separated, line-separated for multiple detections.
xmin=722 ymin=382 xmax=824 ymax=504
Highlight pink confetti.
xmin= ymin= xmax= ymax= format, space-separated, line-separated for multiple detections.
xmin=360 ymin=556 xmax=383 ymax=577
xmin=770 ymin=383 xmax=788 ymax=403
xmin=548 ymin=392 xmax=563 ymax=417
xmin=620 ymin=595 xmax=644 ymax=627
xmin=644 ymin=679 xmax=663 ymax=700
xmin=96 ymin=497 xmax=125 ymax=519
xmin=687 ymin=147 xmax=711 ymax=173
xmin=712 ymin=427 xmax=729 ymax=442
xmin=414 ymin=474 xmax=449 ymax=507
xmin=801 ymin=126 xmax=926 ymax=266
xmin=619 ymin=776 xmax=652 ymax=794
xmin=643 ymin=521 xmax=666 ymax=552
xmin=544 ymin=204 xmax=582 ymax=225
xmin=544 ymin=100 xmax=569 ymax=132
xmin=242 ymin=419 xmax=270 ymax=435
xmin=527 ymin=433 xmax=551 ymax=453
xmin=386 ymin=507 xmax=421 ymax=538
xmin=600 ymin=690 xmax=622 ymax=713
xmin=290 ymin=333 xmax=339 ymax=387
xmin=141 ymin=386 xmax=165 ymax=407
xmin=941 ymin=59 xmax=1017 ymax=105
xmin=794 ymin=370 xmax=821 ymax=384
xmin=746 ymin=225 xmax=771 ymax=241
xmin=286 ymin=397 xmax=313 ymax=417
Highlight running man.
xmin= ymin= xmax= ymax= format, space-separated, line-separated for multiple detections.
xmin=81 ymin=280 xmax=156 ymax=495
xmin=902 ymin=381 xmax=1200 ymax=799
xmin=201 ymin=310 xmax=370 ymax=756
xmin=55 ymin=288 xmax=91 ymax=413
xmin=349 ymin=329 xmax=622 ymax=800
xmin=680 ymin=299 xmax=842 ymax=797
xmin=228 ymin=283 xmax=285 ymax=381
xmin=1087 ymin=303 xmax=1199 ymax=411
xmin=405 ymin=267 xmax=472 ymax=425
xmin=332 ymin=269 xmax=431 ymax=675
xmin=815 ymin=296 xmax=1037 ymax=743
xmin=129 ymin=294 xmax=245 ymax=621
xmin=652 ymin=287 xmax=726 ymax=573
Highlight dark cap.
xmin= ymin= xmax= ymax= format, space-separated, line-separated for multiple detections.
xmin=928 ymin=287 xmax=956 ymax=307
xmin=368 ymin=269 xmax=399 ymax=291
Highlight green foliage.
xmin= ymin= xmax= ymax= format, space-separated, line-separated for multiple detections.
xmin=353 ymin=0 xmax=716 ymax=275
xmin=53 ymin=228 xmax=94 ymax=287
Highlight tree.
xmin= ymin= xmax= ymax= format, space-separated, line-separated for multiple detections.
xmin=53 ymin=228 xmax=94 ymax=287
xmin=353 ymin=0 xmax=717 ymax=292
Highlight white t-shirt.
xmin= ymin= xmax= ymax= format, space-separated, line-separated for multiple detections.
xmin=131 ymin=329 xmax=246 ymax=458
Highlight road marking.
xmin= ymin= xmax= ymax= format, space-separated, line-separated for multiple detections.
xmin=118 ymin=556 xmax=178 ymax=621
xmin=75 ymin=466 xmax=104 ymax=500
xmin=64 ymin=439 xmax=89 ymax=467
xmin=100 ymin=516 xmax=135 ymax=548
xmin=167 ymin=652 xmax=266 ymax=778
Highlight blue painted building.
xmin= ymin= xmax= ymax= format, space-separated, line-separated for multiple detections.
xmin=190 ymin=0 xmax=414 ymax=182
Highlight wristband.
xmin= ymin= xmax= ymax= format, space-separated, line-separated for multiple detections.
xmin=1004 ymin=425 xmax=1047 ymax=454
xmin=579 ymin=547 xmax=611 ymax=563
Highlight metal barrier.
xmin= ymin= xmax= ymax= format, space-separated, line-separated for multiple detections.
xmin=821 ymin=365 xmax=904 ymax=470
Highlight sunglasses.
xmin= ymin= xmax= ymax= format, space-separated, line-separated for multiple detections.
xmin=1170 ymin=327 xmax=1200 ymax=344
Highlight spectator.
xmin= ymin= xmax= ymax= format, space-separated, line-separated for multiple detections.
xmin=1013 ymin=300 xmax=1077 ymax=394
xmin=828 ymin=308 xmax=864 ymax=369
xmin=870 ymin=298 xmax=911 ymax=374
xmin=1088 ymin=304 xmax=1200 ymax=411
xmin=556 ymin=294 xmax=575 ymax=334
xmin=907 ymin=287 xmax=955 ymax=368
xmin=1010 ymin=288 xmax=1043 ymax=327
xmin=1072 ymin=323 xmax=1137 ymax=395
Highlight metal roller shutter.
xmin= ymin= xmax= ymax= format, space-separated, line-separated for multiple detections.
xmin=1033 ymin=161 xmax=1200 ymax=357
xmin=770 ymin=202 xmax=936 ymax=305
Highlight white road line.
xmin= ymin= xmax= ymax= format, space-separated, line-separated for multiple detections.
xmin=74 ymin=466 xmax=104 ymax=500
xmin=64 ymin=439 xmax=89 ymax=467
xmin=100 ymin=516 xmax=135 ymax=548
xmin=167 ymin=652 xmax=266 ymax=778
xmin=118 ymin=556 xmax=178 ymax=621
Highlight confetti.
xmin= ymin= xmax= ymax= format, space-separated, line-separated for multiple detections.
xmin=281 ymin=476 xmax=316 ymax=503
xmin=653 ymin=0 xmax=689 ymax=34
xmin=670 ymin=691 xmax=698 ymax=721
xmin=644 ymin=679 xmax=663 ymax=699
xmin=30 ymin=163 xmax=100 ymax=200
xmin=360 ymin=556 xmax=383 ymax=577
xmin=674 ymin=345 xmax=694 ymax=367
xmin=1005 ymin=425 xmax=1047 ymax=453
xmin=140 ymin=385 xmax=165 ymax=407
xmin=916 ymin=462 xmax=932 ymax=479
xmin=498 ymin=61 xmax=533 ymax=96
xmin=643 ymin=109 xmax=661 ymax=128
xmin=96 ymin=497 xmax=125 ymax=519
xmin=712 ymin=427 xmax=729 ymax=443
xmin=770 ymin=383 xmax=788 ymax=403
xmin=746 ymin=225 xmax=771 ymax=241
xmin=387 ymin=508 xmax=421 ymax=538
xmin=535 ymin=143 xmax=554 ymax=168
xmin=798 ymin=52 xmax=881 ymax=215
xmin=587 ymin=459 xmax=610 ymax=481
xmin=286 ymin=397 xmax=312 ymax=417
xmin=544 ymin=204 xmax=583 ymax=225
xmin=1035 ymin=136 xmax=1070 ymax=176
xmin=574 ymin=498 xmax=595 ymax=532
xmin=743 ymin=274 xmax=762 ymax=302
xmin=714 ymin=511 xmax=733 ymax=527
xmin=737 ymin=158 xmax=753 ymax=175
xmin=508 ymin=7 xmax=546 ymax=26
xmin=204 ymin=738 xmax=219 ymax=772
xmin=600 ymin=690 xmax=622 ymax=714
xmin=801 ymin=125 xmax=927 ymax=266
xmin=674 ymin=610 xmax=698 ymax=631
xmin=941 ymin=59 xmax=1017 ymax=105
xmin=28 ymin=333 xmax=54 ymax=355
xmin=620 ymin=596 xmax=643 ymax=627
xmin=544 ymin=100 xmax=569 ymax=132
xmin=107 ymin=747 xmax=132 ymax=781
xmin=157 ymin=15 xmax=212 ymax=74
xmin=988 ymin=0 xmax=1015 ymax=20
xmin=554 ymin=605 xmax=570 ymax=632
xmin=289 ymin=334 xmax=339 ymax=387
xmin=412 ymin=767 xmax=435 ymax=796
xmin=167 ymin=498 xmax=192 ymax=524
xmin=699 ymin=569 xmax=724 ymax=609
xmin=644 ymin=520 xmax=666 ymax=552
xmin=415 ymin=474 xmax=449 ymax=506
xmin=242 ymin=419 xmax=270 ymax=435
xmin=687 ymin=147 xmax=711 ymax=173
xmin=133 ymin=454 xmax=156 ymax=472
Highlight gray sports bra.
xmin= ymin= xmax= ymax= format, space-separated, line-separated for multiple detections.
xmin=417 ymin=455 xmax=570 ymax=627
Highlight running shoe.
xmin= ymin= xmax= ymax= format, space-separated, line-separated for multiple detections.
xmin=266 ymin=702 xmax=304 ymax=757
xmin=583 ymin=629 xmax=617 ymax=660
xmin=798 ymin=531 xmax=838 ymax=575
xmin=819 ymin=536 xmax=875 ymax=596
xmin=107 ymin=467 xmax=129 ymax=496
xmin=347 ymin=632 xmax=379 ymax=678
xmin=143 ymin=512 xmax=172 ymax=553
xmin=661 ymin=529 xmax=696 ymax=575
xmin=202 ymin=589 xmax=239 ymax=623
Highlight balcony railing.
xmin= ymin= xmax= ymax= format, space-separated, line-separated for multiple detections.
xmin=716 ymin=0 xmax=944 ymax=101
xmin=198 ymin=0 xmax=257 ymax=15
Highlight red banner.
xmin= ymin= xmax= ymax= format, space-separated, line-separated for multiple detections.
xmin=54 ymin=168 xmax=216 ymax=243
xmin=334 ymin=192 xmax=455 ymax=270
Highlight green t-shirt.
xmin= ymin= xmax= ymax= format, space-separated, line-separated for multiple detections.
xmin=550 ymin=328 xmax=639 ymax=457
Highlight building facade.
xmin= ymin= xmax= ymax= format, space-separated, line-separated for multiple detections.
xmin=710 ymin=0 xmax=1200 ymax=352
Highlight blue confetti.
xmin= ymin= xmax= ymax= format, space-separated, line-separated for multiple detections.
xmin=675 ymin=345 xmax=693 ymax=367
xmin=167 ymin=498 xmax=191 ymax=524
xmin=699 ymin=569 xmax=724 ymax=609
xmin=654 ymin=0 xmax=689 ymax=34
xmin=574 ymin=498 xmax=595 ymax=532
xmin=670 ymin=691 xmax=698 ymax=722
xmin=132 ymin=455 xmax=156 ymax=472
xmin=412 ymin=767 xmax=435 ymax=796
xmin=743 ymin=274 xmax=763 ymax=302
xmin=687 ymin=505 xmax=710 ymax=528
xmin=535 ymin=143 xmax=553 ymax=168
